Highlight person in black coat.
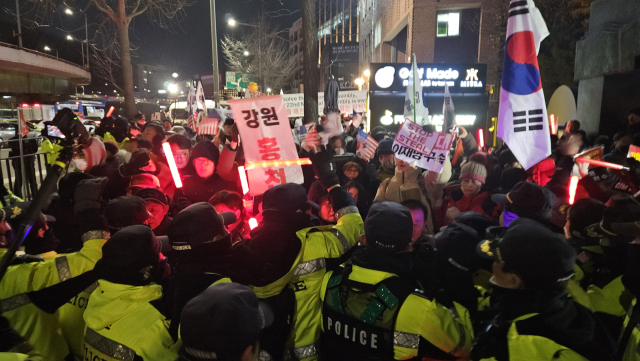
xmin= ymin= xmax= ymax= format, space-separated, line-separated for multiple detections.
xmin=174 ymin=141 xmax=239 ymax=207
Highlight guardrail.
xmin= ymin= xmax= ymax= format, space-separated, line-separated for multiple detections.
xmin=0 ymin=41 xmax=87 ymax=70
xmin=0 ymin=137 xmax=50 ymax=201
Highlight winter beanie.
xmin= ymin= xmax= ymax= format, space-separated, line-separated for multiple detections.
xmin=460 ymin=161 xmax=487 ymax=184
xmin=191 ymin=141 xmax=220 ymax=165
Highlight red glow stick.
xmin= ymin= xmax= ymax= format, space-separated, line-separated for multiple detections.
xmin=477 ymin=128 xmax=485 ymax=149
xmin=549 ymin=114 xmax=557 ymax=136
xmin=569 ymin=176 xmax=579 ymax=205
xmin=575 ymin=157 xmax=628 ymax=170
xmin=162 ymin=143 xmax=183 ymax=188
xmin=106 ymin=106 xmax=115 ymax=117
xmin=238 ymin=166 xmax=249 ymax=195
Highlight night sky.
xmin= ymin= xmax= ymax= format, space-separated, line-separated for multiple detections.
xmin=0 ymin=0 xmax=301 ymax=75
xmin=132 ymin=0 xmax=301 ymax=75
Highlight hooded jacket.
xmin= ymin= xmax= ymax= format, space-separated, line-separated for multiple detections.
xmin=83 ymin=280 xmax=177 ymax=361
xmin=375 ymin=157 xmax=451 ymax=234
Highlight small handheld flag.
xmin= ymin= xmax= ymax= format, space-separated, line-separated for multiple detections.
xmin=357 ymin=129 xmax=379 ymax=160
xmin=305 ymin=125 xmax=321 ymax=148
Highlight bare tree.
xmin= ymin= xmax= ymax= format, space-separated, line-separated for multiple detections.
xmin=21 ymin=0 xmax=192 ymax=115
xmin=221 ymin=16 xmax=298 ymax=93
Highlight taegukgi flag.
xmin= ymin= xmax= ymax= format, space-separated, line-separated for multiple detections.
xmin=442 ymin=83 xmax=455 ymax=130
xmin=497 ymin=0 xmax=551 ymax=170
xmin=404 ymin=54 xmax=429 ymax=125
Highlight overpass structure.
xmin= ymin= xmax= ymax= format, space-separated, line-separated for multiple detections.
xmin=0 ymin=42 xmax=90 ymax=101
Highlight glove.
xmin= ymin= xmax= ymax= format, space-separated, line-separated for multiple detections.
xmin=118 ymin=151 xmax=150 ymax=177
xmin=309 ymin=145 xmax=340 ymax=189
xmin=74 ymin=177 xmax=108 ymax=214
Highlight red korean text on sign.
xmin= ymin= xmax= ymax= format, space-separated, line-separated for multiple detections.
xmin=265 ymin=168 xmax=287 ymax=187
xmin=258 ymin=137 xmax=281 ymax=160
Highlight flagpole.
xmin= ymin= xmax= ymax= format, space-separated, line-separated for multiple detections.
xmin=412 ymin=53 xmax=416 ymax=124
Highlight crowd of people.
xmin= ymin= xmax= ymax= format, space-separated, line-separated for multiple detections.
xmin=0 ymin=108 xmax=639 ymax=361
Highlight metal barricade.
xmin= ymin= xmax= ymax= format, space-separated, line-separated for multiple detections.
xmin=0 ymin=138 xmax=51 ymax=201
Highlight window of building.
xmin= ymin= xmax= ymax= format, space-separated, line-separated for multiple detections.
xmin=295 ymin=32 xmax=298 ymax=41
xmin=374 ymin=22 xmax=381 ymax=47
xmin=436 ymin=12 xmax=460 ymax=37
xmin=294 ymin=45 xmax=298 ymax=54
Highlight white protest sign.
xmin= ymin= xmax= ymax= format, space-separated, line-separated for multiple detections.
xmin=392 ymin=120 xmax=453 ymax=173
xmin=282 ymin=91 xmax=368 ymax=117
xmin=229 ymin=95 xmax=304 ymax=195
xmin=151 ymin=112 xmax=161 ymax=121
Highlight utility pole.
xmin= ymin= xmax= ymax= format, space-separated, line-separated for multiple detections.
xmin=85 ymin=13 xmax=89 ymax=69
xmin=210 ymin=0 xmax=220 ymax=105
xmin=14 ymin=0 xmax=22 ymax=48
xmin=302 ymin=0 xmax=319 ymax=124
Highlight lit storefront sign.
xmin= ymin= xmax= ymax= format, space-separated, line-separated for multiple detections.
xmin=379 ymin=109 xmax=476 ymax=131
xmin=370 ymin=63 xmax=487 ymax=93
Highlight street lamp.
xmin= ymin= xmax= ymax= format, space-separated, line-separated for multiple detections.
xmin=228 ymin=17 xmax=264 ymax=91
xmin=355 ymin=77 xmax=364 ymax=90
xmin=266 ymin=87 xmax=272 ymax=93
xmin=44 ymin=46 xmax=58 ymax=58
xmin=243 ymin=50 xmax=249 ymax=56
xmin=172 ymin=72 xmax=179 ymax=78
xmin=168 ymin=83 xmax=178 ymax=93
xmin=65 ymin=8 xmax=89 ymax=69
xmin=363 ymin=69 xmax=370 ymax=77
xmin=228 ymin=18 xmax=237 ymax=26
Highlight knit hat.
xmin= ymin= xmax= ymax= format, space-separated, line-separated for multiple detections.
xmin=135 ymin=188 xmax=169 ymax=206
xmin=460 ymin=162 xmax=487 ymax=184
xmin=377 ymin=138 xmax=395 ymax=156
xmin=81 ymin=138 xmax=106 ymax=170
xmin=127 ymin=174 xmax=161 ymax=192
xmin=105 ymin=196 xmax=149 ymax=231
xmin=191 ymin=141 xmax=220 ymax=165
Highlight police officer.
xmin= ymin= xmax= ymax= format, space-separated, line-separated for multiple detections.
xmin=177 ymin=283 xmax=274 ymax=361
xmin=320 ymin=201 xmax=474 ymax=360
xmin=165 ymin=202 xmax=237 ymax=340
xmin=83 ymin=225 xmax=175 ymax=360
xmin=232 ymin=145 xmax=363 ymax=360
xmin=472 ymin=218 xmax=616 ymax=360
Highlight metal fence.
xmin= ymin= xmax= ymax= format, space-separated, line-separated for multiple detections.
xmin=0 ymin=138 xmax=50 ymax=201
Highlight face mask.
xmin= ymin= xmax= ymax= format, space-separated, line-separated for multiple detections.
xmin=70 ymin=158 xmax=88 ymax=172
xmin=503 ymin=210 xmax=519 ymax=227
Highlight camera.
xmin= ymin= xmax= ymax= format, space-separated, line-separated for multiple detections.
xmin=46 ymin=108 xmax=89 ymax=145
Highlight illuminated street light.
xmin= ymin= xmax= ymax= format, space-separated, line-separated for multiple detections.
xmin=355 ymin=78 xmax=364 ymax=87
xmin=243 ymin=50 xmax=249 ymax=56
xmin=172 ymin=72 xmax=179 ymax=78
xmin=44 ymin=46 xmax=51 ymax=51
xmin=363 ymin=69 xmax=371 ymax=77
xmin=266 ymin=87 xmax=272 ymax=93
xmin=168 ymin=83 xmax=178 ymax=93
xmin=66 ymin=35 xmax=73 ymax=40
xmin=228 ymin=18 xmax=237 ymax=26
xmin=65 ymin=8 xmax=73 ymax=15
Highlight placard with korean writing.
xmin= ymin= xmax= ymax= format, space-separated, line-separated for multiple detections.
xmin=229 ymin=95 xmax=304 ymax=195
xmin=575 ymin=146 xmax=604 ymax=169
xmin=392 ymin=120 xmax=453 ymax=173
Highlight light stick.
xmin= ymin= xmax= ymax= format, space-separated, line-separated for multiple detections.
xmin=162 ymin=143 xmax=183 ymax=188
xmin=569 ymin=176 xmax=579 ymax=205
xmin=238 ymin=166 xmax=249 ymax=195
xmin=575 ymin=157 xmax=629 ymax=170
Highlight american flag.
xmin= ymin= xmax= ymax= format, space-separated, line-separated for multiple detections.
xmin=357 ymin=129 xmax=379 ymax=160
xmin=197 ymin=117 xmax=219 ymax=136
xmin=305 ymin=124 xmax=321 ymax=148
xmin=298 ymin=122 xmax=307 ymax=145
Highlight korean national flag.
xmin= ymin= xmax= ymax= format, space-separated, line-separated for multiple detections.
xmin=497 ymin=0 xmax=551 ymax=170
xmin=404 ymin=54 xmax=429 ymax=125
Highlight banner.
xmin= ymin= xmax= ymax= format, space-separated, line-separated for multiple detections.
xmin=18 ymin=109 xmax=29 ymax=137
xmin=282 ymin=91 xmax=367 ymax=117
xmin=497 ymin=0 xmax=551 ymax=170
xmin=392 ymin=120 xmax=453 ymax=173
xmin=229 ymin=95 xmax=304 ymax=195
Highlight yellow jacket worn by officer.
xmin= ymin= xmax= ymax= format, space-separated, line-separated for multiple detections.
xmin=232 ymin=148 xmax=363 ymax=361
xmin=320 ymin=202 xmax=473 ymax=361
xmin=472 ymin=219 xmax=616 ymax=361
xmin=83 ymin=225 xmax=177 ymax=361
xmin=0 ymin=202 xmax=108 ymax=361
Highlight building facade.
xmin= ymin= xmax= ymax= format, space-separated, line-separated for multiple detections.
xmin=289 ymin=18 xmax=304 ymax=93
xmin=360 ymin=0 xmax=500 ymax=139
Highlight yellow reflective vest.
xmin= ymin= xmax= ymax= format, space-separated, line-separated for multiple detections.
xmin=477 ymin=314 xmax=590 ymax=361
xmin=320 ymin=265 xmax=474 ymax=360
xmin=83 ymin=280 xmax=178 ymax=361
xmin=0 ymin=231 xmax=108 ymax=361
xmin=253 ymin=207 xmax=363 ymax=361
